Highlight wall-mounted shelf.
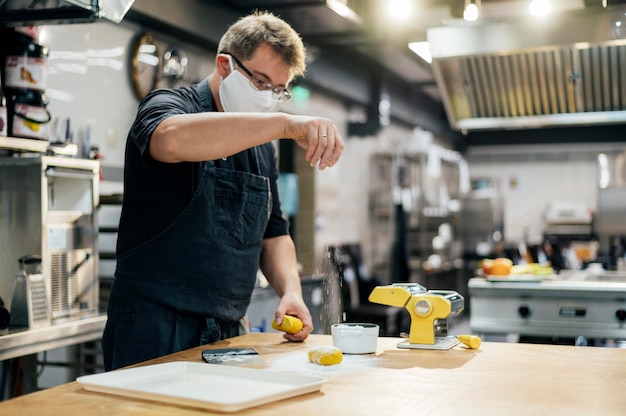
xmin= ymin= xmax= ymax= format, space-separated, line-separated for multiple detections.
xmin=0 ymin=136 xmax=49 ymax=153
xmin=0 ymin=0 xmax=134 ymax=26
xmin=0 ymin=136 xmax=79 ymax=157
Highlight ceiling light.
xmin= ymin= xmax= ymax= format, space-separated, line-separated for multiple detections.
xmin=529 ymin=0 xmax=551 ymax=17
xmin=386 ymin=0 xmax=413 ymax=21
xmin=463 ymin=1 xmax=479 ymax=22
xmin=408 ymin=41 xmax=432 ymax=63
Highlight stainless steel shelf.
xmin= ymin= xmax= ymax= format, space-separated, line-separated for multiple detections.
xmin=0 ymin=313 xmax=107 ymax=361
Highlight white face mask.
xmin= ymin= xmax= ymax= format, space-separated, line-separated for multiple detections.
xmin=219 ymin=55 xmax=276 ymax=113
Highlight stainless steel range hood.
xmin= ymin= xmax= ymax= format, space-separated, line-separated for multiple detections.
xmin=428 ymin=6 xmax=626 ymax=131
xmin=0 ymin=0 xmax=135 ymax=26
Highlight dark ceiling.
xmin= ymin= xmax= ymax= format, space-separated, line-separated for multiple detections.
xmin=214 ymin=0 xmax=443 ymax=101
xmin=212 ymin=0 xmax=626 ymax=104
xmin=206 ymin=1 xmax=626 ymax=147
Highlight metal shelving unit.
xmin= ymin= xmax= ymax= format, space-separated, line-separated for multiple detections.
xmin=368 ymin=152 xmax=466 ymax=289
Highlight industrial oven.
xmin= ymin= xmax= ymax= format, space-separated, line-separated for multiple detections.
xmin=468 ymin=272 xmax=626 ymax=341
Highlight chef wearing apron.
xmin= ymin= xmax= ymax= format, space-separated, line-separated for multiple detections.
xmin=103 ymin=11 xmax=344 ymax=370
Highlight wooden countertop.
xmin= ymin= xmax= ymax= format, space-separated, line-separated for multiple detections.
xmin=1 ymin=333 xmax=625 ymax=415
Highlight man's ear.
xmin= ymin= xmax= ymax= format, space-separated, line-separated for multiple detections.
xmin=216 ymin=54 xmax=232 ymax=77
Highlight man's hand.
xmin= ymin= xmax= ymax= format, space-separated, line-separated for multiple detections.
xmin=273 ymin=292 xmax=313 ymax=342
xmin=286 ymin=115 xmax=345 ymax=171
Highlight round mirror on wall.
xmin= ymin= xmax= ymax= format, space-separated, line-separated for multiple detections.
xmin=129 ymin=32 xmax=160 ymax=101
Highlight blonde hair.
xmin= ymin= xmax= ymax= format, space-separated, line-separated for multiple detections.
xmin=217 ymin=10 xmax=306 ymax=79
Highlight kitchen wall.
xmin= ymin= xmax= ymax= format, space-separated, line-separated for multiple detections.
xmin=466 ymin=142 xmax=626 ymax=246
xmin=41 ymin=20 xmax=215 ymax=179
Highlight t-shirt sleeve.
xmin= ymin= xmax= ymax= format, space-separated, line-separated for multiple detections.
xmin=129 ymin=88 xmax=199 ymax=166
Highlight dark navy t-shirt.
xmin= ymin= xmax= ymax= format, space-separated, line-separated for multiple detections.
xmin=116 ymin=78 xmax=289 ymax=254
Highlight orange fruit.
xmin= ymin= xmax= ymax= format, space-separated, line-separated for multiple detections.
xmin=489 ymin=258 xmax=513 ymax=276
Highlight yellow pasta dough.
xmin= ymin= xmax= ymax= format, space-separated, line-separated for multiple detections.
xmin=272 ymin=315 xmax=303 ymax=334
xmin=308 ymin=345 xmax=343 ymax=366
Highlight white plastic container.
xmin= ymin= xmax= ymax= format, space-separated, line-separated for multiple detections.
xmin=331 ymin=323 xmax=379 ymax=354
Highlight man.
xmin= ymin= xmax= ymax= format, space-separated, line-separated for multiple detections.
xmin=102 ymin=10 xmax=344 ymax=370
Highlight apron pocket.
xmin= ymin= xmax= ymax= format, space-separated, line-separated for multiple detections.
xmin=214 ymin=187 xmax=268 ymax=249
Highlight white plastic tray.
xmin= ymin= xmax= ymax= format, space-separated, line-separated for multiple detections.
xmin=77 ymin=361 xmax=326 ymax=413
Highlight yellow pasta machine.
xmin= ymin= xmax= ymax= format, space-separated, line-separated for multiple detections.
xmin=369 ymin=283 xmax=465 ymax=350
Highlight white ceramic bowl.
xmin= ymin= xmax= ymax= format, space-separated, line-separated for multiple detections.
xmin=331 ymin=323 xmax=379 ymax=354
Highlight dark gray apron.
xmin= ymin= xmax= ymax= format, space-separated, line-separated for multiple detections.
xmin=103 ymin=155 xmax=270 ymax=370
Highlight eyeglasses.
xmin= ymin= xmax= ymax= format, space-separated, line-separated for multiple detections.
xmin=221 ymin=52 xmax=292 ymax=103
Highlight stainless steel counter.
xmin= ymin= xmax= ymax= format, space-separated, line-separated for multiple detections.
xmin=0 ymin=314 xmax=107 ymax=361
xmin=469 ymin=271 xmax=626 ymax=340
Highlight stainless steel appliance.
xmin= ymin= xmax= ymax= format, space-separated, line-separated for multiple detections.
xmin=369 ymin=283 xmax=465 ymax=350
xmin=468 ymin=272 xmax=626 ymax=340
xmin=596 ymin=150 xmax=626 ymax=261
xmin=10 ymin=254 xmax=51 ymax=328
xmin=461 ymin=179 xmax=504 ymax=257
xmin=0 ymin=154 xmax=100 ymax=325
xmin=543 ymin=200 xmax=593 ymax=240
xmin=428 ymin=6 xmax=626 ymax=131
